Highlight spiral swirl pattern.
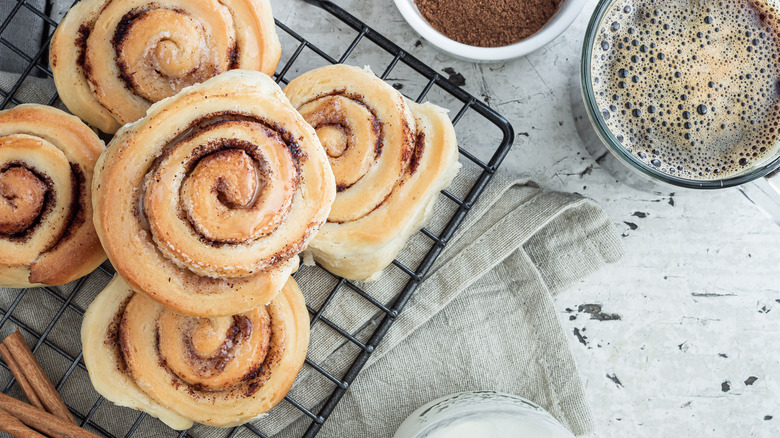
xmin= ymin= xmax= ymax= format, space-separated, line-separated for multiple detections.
xmin=93 ymin=70 xmax=335 ymax=316
xmin=51 ymin=0 xmax=281 ymax=133
xmin=287 ymin=65 xmax=416 ymax=223
xmin=0 ymin=105 xmax=105 ymax=287
xmin=81 ymin=275 xmax=308 ymax=429
xmin=284 ymin=65 xmax=461 ymax=281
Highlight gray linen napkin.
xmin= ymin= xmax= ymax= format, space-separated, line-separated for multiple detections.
xmin=265 ymin=173 xmax=623 ymax=438
xmin=0 ymin=0 xmax=69 ymax=105
xmin=0 ymin=0 xmax=48 ymax=75
xmin=0 ymin=72 xmax=58 ymax=105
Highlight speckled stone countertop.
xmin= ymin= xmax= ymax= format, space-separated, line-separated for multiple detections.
xmin=273 ymin=1 xmax=780 ymax=436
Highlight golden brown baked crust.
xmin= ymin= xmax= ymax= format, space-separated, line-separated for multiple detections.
xmin=93 ymin=70 xmax=335 ymax=316
xmin=284 ymin=65 xmax=460 ymax=281
xmin=0 ymin=104 xmax=106 ymax=288
xmin=50 ymin=0 xmax=281 ymax=133
xmin=82 ymin=274 xmax=309 ymax=429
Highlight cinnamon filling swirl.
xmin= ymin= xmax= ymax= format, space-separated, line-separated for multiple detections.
xmin=283 ymin=65 xmax=460 ymax=281
xmin=286 ymin=67 xmax=416 ymax=224
xmin=109 ymin=6 xmax=232 ymax=103
xmin=82 ymin=275 xmax=308 ymax=428
xmin=92 ymin=70 xmax=335 ymax=316
xmin=299 ymin=93 xmax=384 ymax=193
xmin=52 ymin=0 xmax=282 ymax=133
xmin=118 ymin=297 xmax=281 ymax=396
xmin=136 ymin=113 xmax=304 ymax=273
xmin=0 ymin=160 xmax=86 ymax=249
xmin=0 ymin=164 xmax=52 ymax=238
xmin=0 ymin=105 xmax=106 ymax=287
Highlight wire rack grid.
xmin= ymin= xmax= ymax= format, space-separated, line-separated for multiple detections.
xmin=0 ymin=0 xmax=514 ymax=437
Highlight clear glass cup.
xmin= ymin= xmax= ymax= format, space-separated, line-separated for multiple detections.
xmin=572 ymin=0 xmax=780 ymax=225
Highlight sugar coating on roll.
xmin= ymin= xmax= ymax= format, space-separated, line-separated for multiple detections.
xmin=93 ymin=70 xmax=336 ymax=316
xmin=82 ymin=275 xmax=309 ymax=429
xmin=284 ymin=65 xmax=461 ymax=281
xmin=50 ymin=0 xmax=281 ymax=133
xmin=0 ymin=104 xmax=106 ymax=288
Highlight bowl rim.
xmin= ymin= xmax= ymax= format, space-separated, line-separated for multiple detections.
xmin=393 ymin=0 xmax=586 ymax=61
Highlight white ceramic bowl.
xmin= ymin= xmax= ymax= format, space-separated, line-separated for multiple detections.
xmin=393 ymin=0 xmax=586 ymax=62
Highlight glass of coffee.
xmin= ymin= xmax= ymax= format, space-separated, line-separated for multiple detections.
xmin=574 ymin=0 xmax=780 ymax=224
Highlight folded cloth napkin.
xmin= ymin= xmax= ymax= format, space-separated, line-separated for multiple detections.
xmin=0 ymin=0 xmax=69 ymax=103
xmin=0 ymin=71 xmax=58 ymax=105
xmin=258 ymin=171 xmax=624 ymax=437
xmin=0 ymin=0 xmax=70 ymax=75
xmin=0 ymin=0 xmax=48 ymax=75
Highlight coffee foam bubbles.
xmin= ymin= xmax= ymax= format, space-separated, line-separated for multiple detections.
xmin=591 ymin=0 xmax=780 ymax=180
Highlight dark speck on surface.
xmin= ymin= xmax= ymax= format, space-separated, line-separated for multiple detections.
xmin=415 ymin=40 xmax=422 ymax=47
xmin=578 ymin=304 xmax=621 ymax=321
xmin=573 ymin=327 xmax=588 ymax=346
xmin=691 ymin=291 xmax=736 ymax=297
xmin=745 ymin=376 xmax=759 ymax=386
xmin=606 ymin=373 xmax=623 ymax=387
xmin=668 ymin=195 xmax=675 ymax=206
xmin=719 ymin=353 xmax=728 ymax=358
xmin=624 ymin=221 xmax=638 ymax=230
xmin=517 ymin=132 xmax=530 ymax=137
xmin=579 ymin=165 xmax=594 ymax=178
xmin=392 ymin=83 xmax=403 ymax=90
xmin=442 ymin=67 xmax=466 ymax=86
xmin=632 ymin=211 xmax=648 ymax=218
xmin=721 ymin=381 xmax=731 ymax=392
xmin=765 ymin=415 xmax=773 ymax=421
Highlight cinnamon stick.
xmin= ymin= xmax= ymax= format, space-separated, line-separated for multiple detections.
xmin=0 ymin=407 xmax=47 ymax=438
xmin=0 ymin=392 xmax=98 ymax=438
xmin=0 ymin=343 xmax=44 ymax=410
xmin=2 ymin=330 xmax=76 ymax=424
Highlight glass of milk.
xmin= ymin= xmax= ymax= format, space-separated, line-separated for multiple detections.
xmin=393 ymin=391 xmax=575 ymax=438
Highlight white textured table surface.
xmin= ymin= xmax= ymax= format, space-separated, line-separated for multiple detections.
xmin=273 ymin=1 xmax=780 ymax=436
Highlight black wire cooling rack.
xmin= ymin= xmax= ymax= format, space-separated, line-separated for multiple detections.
xmin=0 ymin=0 xmax=514 ymax=437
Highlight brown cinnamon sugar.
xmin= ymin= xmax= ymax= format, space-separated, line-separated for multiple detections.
xmin=415 ymin=0 xmax=562 ymax=48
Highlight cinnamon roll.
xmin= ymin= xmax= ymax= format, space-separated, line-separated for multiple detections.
xmin=50 ymin=0 xmax=281 ymax=133
xmin=284 ymin=65 xmax=460 ymax=281
xmin=0 ymin=104 xmax=105 ymax=288
xmin=93 ymin=70 xmax=336 ymax=316
xmin=81 ymin=274 xmax=309 ymax=429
